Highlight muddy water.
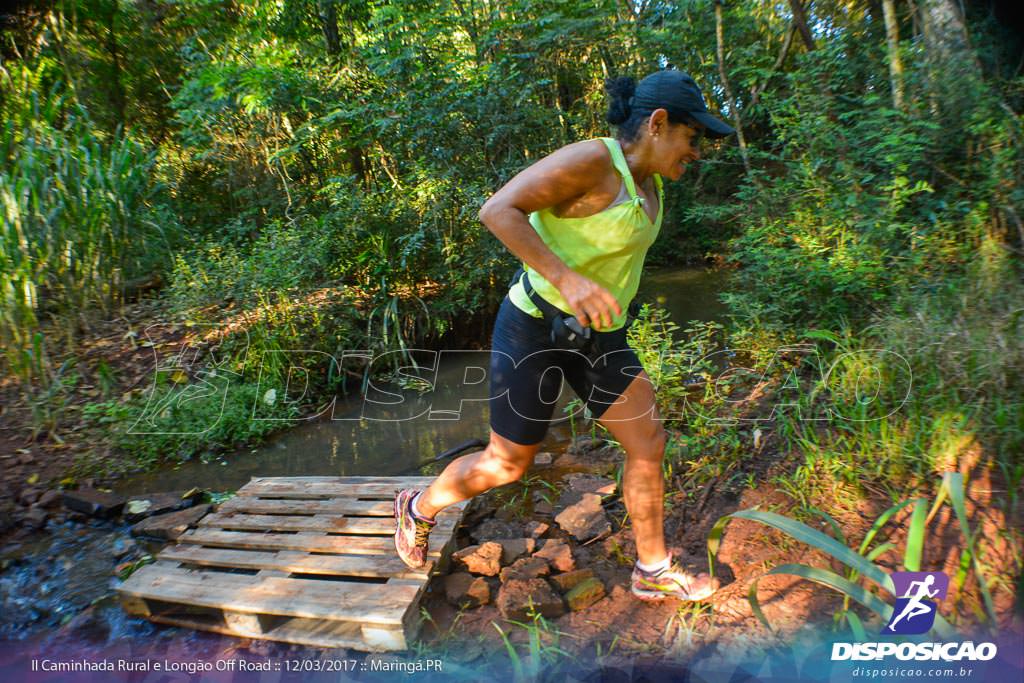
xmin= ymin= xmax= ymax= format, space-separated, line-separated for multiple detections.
xmin=110 ymin=352 xmax=580 ymax=496
xmin=109 ymin=266 xmax=730 ymax=495
xmin=0 ymin=266 xmax=730 ymax=647
xmin=637 ymin=265 xmax=731 ymax=329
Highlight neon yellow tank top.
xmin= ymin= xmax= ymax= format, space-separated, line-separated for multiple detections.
xmin=508 ymin=137 xmax=664 ymax=332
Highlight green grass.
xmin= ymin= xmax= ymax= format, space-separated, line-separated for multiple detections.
xmin=492 ymin=606 xmax=576 ymax=683
xmin=708 ymin=473 xmax=999 ymax=638
xmin=75 ymin=374 xmax=300 ymax=477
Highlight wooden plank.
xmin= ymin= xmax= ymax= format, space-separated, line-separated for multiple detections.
xmin=120 ymin=594 xmax=151 ymax=617
xmin=224 ymin=611 xmax=267 ymax=637
xmin=160 ymin=546 xmax=433 ymax=579
xmin=239 ymin=479 xmax=440 ymax=498
xmin=247 ymin=476 xmax=435 ymax=487
xmin=219 ymin=497 xmax=394 ymax=516
xmin=361 ymin=624 xmax=406 ymax=651
xmin=177 ymin=528 xmax=450 ymax=556
xmin=199 ymin=512 xmax=458 ymax=535
xmin=120 ymin=563 xmax=416 ymax=626
xmin=142 ymin=613 xmax=393 ymax=650
xmin=217 ymin=496 xmax=465 ymax=519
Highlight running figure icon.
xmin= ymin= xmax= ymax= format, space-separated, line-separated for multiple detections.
xmin=888 ymin=574 xmax=939 ymax=632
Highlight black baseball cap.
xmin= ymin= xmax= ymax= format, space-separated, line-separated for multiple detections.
xmin=631 ymin=70 xmax=735 ymax=139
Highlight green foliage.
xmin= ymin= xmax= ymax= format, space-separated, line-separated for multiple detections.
xmin=723 ymin=36 xmax=1022 ymax=331
xmin=78 ymin=376 xmax=299 ymax=475
xmin=628 ymin=304 xmax=726 ymax=427
xmin=707 ymin=473 xmax=1001 ymax=637
xmin=765 ymin=240 xmax=1023 ymax=502
xmin=493 ymin=606 xmax=575 ymax=683
xmin=0 ymin=61 xmax=168 ymax=436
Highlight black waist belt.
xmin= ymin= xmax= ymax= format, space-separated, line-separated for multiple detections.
xmin=509 ymin=267 xmax=639 ymax=364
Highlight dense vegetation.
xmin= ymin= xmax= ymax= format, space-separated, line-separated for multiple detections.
xmin=1 ymin=0 xmax=1021 ymax=629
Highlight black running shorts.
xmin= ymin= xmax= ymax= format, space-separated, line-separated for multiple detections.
xmin=488 ymin=295 xmax=645 ymax=446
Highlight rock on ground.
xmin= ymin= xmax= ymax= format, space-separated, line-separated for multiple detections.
xmin=568 ymin=436 xmax=605 ymax=455
xmin=468 ymin=519 xmax=524 ymax=544
xmin=563 ymin=474 xmax=617 ymax=496
xmin=36 ymin=490 xmax=63 ymax=508
xmin=62 ymin=489 xmax=126 ymax=518
xmin=550 ymin=568 xmax=596 ymax=593
xmin=534 ymin=538 xmax=575 ymax=573
xmin=452 ymin=542 xmax=503 ymax=576
xmin=565 ymin=577 xmax=606 ymax=611
xmin=496 ymin=578 xmax=565 ymax=621
xmin=532 ymin=452 xmax=554 ymax=466
xmin=22 ymin=506 xmax=48 ymax=530
xmin=123 ymin=490 xmax=201 ymax=523
xmin=497 ymin=538 xmax=535 ymax=565
xmin=499 ymin=556 xmax=550 ymax=583
xmin=524 ymin=521 xmax=549 ymax=539
xmin=555 ymin=493 xmax=610 ymax=543
xmin=443 ymin=572 xmax=490 ymax=608
xmin=130 ymin=504 xmax=211 ymax=540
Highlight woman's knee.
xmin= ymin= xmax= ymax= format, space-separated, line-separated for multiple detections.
xmin=625 ymin=422 xmax=667 ymax=464
xmin=480 ymin=432 xmax=537 ymax=484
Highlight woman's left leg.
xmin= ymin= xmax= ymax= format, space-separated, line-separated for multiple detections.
xmin=595 ymin=368 xmax=718 ymax=601
xmin=593 ymin=369 xmax=668 ymax=565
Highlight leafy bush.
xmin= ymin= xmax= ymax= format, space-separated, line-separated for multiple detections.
xmin=79 ymin=376 xmax=300 ymax=474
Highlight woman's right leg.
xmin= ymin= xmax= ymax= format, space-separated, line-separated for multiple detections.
xmin=414 ymin=430 xmax=542 ymax=518
xmin=394 ymin=295 xmax=556 ymax=567
xmin=393 ymin=430 xmax=541 ymax=567
xmin=414 ymin=295 xmax=557 ymax=516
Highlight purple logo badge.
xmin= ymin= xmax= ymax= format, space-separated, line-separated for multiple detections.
xmin=884 ymin=572 xmax=949 ymax=635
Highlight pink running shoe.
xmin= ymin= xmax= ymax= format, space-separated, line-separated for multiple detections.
xmin=394 ymin=489 xmax=436 ymax=569
xmin=631 ymin=554 xmax=719 ymax=602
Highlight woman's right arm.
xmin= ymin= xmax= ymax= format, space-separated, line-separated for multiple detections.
xmin=478 ymin=140 xmax=622 ymax=331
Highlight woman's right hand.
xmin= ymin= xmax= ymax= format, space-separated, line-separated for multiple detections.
xmin=556 ymin=270 xmax=622 ymax=332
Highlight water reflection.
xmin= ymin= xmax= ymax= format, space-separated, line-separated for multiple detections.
xmin=115 ymin=267 xmax=729 ymax=496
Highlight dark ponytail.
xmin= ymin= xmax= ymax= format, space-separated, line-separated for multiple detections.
xmin=605 ymin=77 xmax=636 ymax=126
xmin=606 ymin=75 xmax=664 ymax=142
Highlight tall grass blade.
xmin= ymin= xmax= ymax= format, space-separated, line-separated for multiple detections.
xmin=709 ymin=509 xmax=895 ymax=594
xmin=903 ymin=498 xmax=928 ymax=571
xmin=845 ymin=609 xmax=867 ymax=641
xmin=942 ymin=472 xmax=998 ymax=627
xmin=748 ymin=563 xmax=894 ymax=632
xmin=492 ymin=623 xmax=525 ymax=682
xmin=859 ymin=498 xmax=917 ymax=555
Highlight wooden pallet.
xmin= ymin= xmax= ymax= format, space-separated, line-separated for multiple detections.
xmin=117 ymin=476 xmax=465 ymax=651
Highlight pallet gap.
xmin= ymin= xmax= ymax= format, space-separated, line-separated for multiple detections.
xmin=289 ymin=573 xmax=389 ymax=584
xmin=178 ymin=563 xmax=260 ymax=576
xmin=324 ymin=532 xmax=391 ymax=538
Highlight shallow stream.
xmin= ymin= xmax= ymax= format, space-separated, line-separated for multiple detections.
xmin=0 ymin=266 xmax=730 ymax=657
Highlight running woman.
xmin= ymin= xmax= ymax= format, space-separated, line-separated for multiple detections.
xmin=395 ymin=70 xmax=735 ymax=601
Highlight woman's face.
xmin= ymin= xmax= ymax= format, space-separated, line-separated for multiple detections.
xmin=647 ymin=110 xmax=704 ymax=181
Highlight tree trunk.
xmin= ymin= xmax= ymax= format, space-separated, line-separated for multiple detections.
xmin=919 ymin=0 xmax=982 ymax=119
xmin=920 ymin=0 xmax=977 ymax=69
xmin=105 ymin=1 xmax=127 ymax=126
xmin=788 ymin=0 xmax=816 ymax=51
xmin=318 ymin=0 xmax=340 ymax=57
xmin=715 ymin=1 xmax=751 ymax=174
xmin=750 ymin=22 xmax=796 ymax=110
xmin=882 ymin=0 xmax=905 ymax=110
